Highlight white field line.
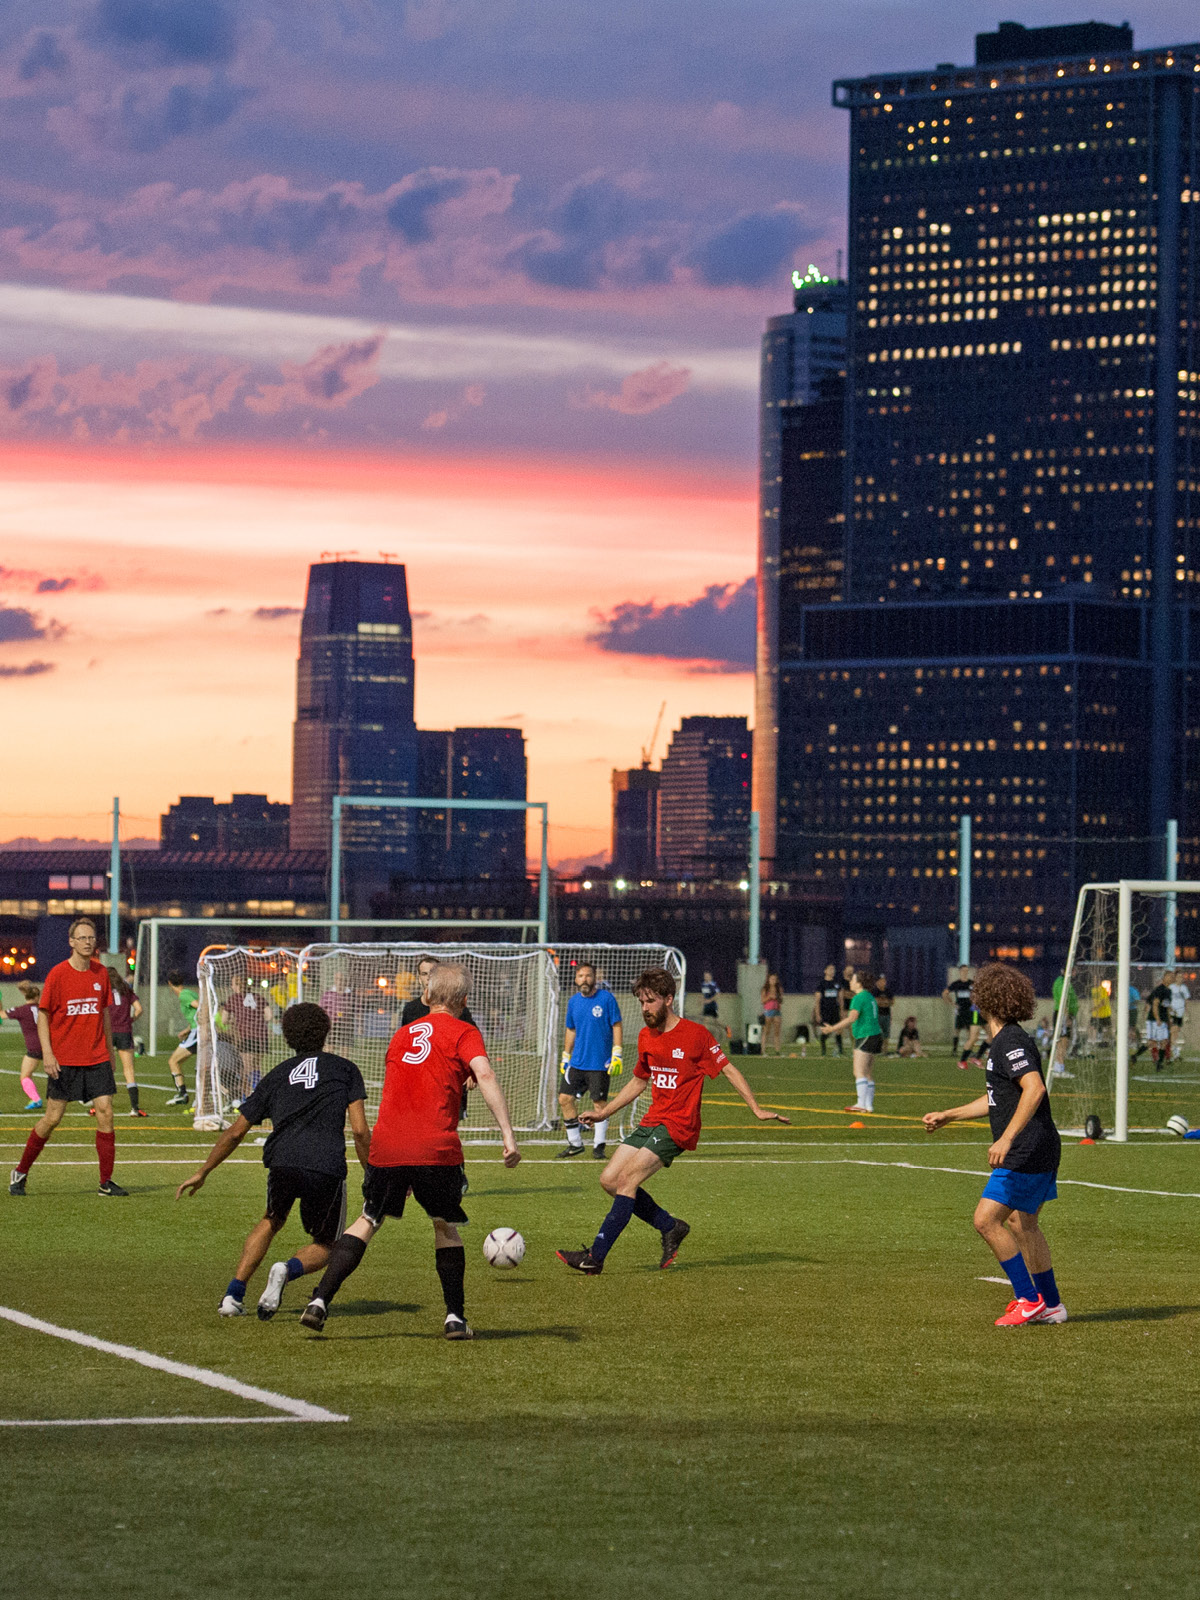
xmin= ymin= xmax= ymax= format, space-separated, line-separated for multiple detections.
xmin=0 ymin=1416 xmax=305 ymax=1428
xmin=0 ymin=1305 xmax=348 ymax=1424
xmin=658 ymin=1157 xmax=1200 ymax=1199
xmin=0 ymin=1067 xmax=178 ymax=1090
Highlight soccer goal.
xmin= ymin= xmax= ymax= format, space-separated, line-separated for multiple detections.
xmin=1050 ymin=879 xmax=1200 ymax=1141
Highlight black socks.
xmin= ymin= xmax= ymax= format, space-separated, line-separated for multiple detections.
xmin=312 ymin=1232 xmax=367 ymax=1307
xmin=435 ymin=1245 xmax=466 ymax=1319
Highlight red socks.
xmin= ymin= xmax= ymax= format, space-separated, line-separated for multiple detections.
xmin=96 ymin=1131 xmax=115 ymax=1186
xmin=17 ymin=1129 xmax=46 ymax=1175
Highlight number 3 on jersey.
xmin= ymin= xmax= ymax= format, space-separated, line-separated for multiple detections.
xmin=288 ymin=1056 xmax=320 ymax=1090
xmin=402 ymin=1020 xmax=434 ymax=1064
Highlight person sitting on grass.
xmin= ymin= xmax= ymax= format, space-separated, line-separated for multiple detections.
xmin=922 ymin=962 xmax=1067 ymax=1328
xmin=821 ymin=969 xmax=883 ymax=1115
xmin=896 ymin=1016 xmax=923 ymax=1058
xmin=176 ymin=1002 xmax=370 ymax=1320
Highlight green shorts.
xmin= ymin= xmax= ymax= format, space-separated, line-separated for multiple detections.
xmin=622 ymin=1123 xmax=685 ymax=1167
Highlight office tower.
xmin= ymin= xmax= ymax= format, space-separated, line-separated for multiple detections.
xmin=755 ymin=269 xmax=848 ymax=869
xmin=161 ymin=796 xmax=289 ymax=852
xmin=774 ymin=23 xmax=1200 ymax=975
xmin=611 ymin=765 xmax=660 ymax=877
xmin=417 ymin=727 xmax=528 ymax=879
xmin=289 ymin=560 xmax=418 ymax=864
xmin=658 ymin=717 xmax=752 ymax=877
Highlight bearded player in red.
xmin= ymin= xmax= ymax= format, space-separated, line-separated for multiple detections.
xmin=557 ymin=966 xmax=788 ymax=1274
xmin=10 ymin=916 xmax=127 ymax=1198
xmin=300 ymin=962 xmax=521 ymax=1339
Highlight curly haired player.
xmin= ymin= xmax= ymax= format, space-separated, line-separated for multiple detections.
xmin=923 ymin=962 xmax=1066 ymax=1327
xmin=556 ymin=966 xmax=789 ymax=1275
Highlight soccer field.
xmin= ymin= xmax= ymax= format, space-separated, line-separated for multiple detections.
xmin=2 ymin=1032 xmax=1199 ymax=1599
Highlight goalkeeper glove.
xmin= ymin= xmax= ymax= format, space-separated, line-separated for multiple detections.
xmin=609 ymin=1050 xmax=623 ymax=1076
xmin=560 ymin=1050 xmax=571 ymax=1074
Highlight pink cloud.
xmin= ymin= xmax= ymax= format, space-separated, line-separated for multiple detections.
xmin=420 ymin=382 xmax=486 ymax=431
xmin=576 ymin=361 xmax=690 ymax=416
xmin=245 ymin=335 xmax=384 ymax=415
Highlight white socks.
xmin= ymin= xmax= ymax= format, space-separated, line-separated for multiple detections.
xmin=856 ymin=1078 xmax=875 ymax=1112
xmin=592 ymin=1118 xmax=609 ymax=1147
xmin=565 ymin=1120 xmax=583 ymax=1149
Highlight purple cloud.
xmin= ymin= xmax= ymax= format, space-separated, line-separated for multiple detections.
xmin=588 ymin=579 xmax=754 ymax=668
xmin=252 ymin=605 xmax=301 ymax=620
xmin=246 ymin=335 xmax=384 ymax=414
xmin=91 ymin=0 xmax=237 ymax=67
xmin=0 ymin=660 xmax=55 ymax=678
xmin=0 ymin=606 xmax=64 ymax=644
xmin=36 ymin=576 xmax=75 ymax=592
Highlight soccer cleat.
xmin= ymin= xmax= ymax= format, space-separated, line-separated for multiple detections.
xmin=556 ymin=1247 xmax=603 ymax=1274
xmin=23 ymin=1098 xmax=43 ymax=1111
xmin=257 ymin=1261 xmax=290 ymax=1321
xmin=660 ymin=1219 xmax=690 ymax=1270
xmin=128 ymin=1107 xmax=149 ymax=1117
xmin=555 ymin=1143 xmax=586 ymax=1159
xmin=166 ymin=1090 xmax=190 ymax=1106
xmin=299 ymin=1298 xmax=327 ymax=1331
xmin=9 ymin=1170 xmax=27 ymax=1196
xmin=1032 ymin=1301 xmax=1069 ymax=1324
xmin=843 ymin=1105 xmax=871 ymax=1114
xmin=218 ymin=1294 xmax=245 ymax=1317
xmin=592 ymin=1143 xmax=606 ymax=1159
xmin=443 ymin=1314 xmax=474 ymax=1340
xmin=98 ymin=1180 xmax=129 ymax=1197
xmin=994 ymin=1295 xmax=1046 ymax=1327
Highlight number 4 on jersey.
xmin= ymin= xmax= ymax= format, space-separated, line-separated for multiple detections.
xmin=289 ymin=1057 xmax=320 ymax=1090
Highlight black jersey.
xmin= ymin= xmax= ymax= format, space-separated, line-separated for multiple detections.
xmin=984 ymin=1023 xmax=1060 ymax=1175
xmin=817 ymin=981 xmax=842 ymax=1020
xmin=948 ymin=979 xmax=974 ymax=1021
xmin=1148 ymin=984 xmax=1171 ymax=1023
xmin=238 ymin=1050 xmax=366 ymax=1177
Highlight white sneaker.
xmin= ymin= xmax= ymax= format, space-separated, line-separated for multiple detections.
xmin=1033 ymin=1301 xmax=1068 ymax=1324
xmin=218 ymin=1294 xmax=245 ymax=1317
xmin=257 ymin=1261 xmax=289 ymax=1322
xmin=443 ymin=1313 xmax=473 ymax=1340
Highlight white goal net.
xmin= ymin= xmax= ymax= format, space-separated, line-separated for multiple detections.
xmin=1051 ymin=880 xmax=1200 ymax=1140
xmin=193 ymin=939 xmax=686 ymax=1137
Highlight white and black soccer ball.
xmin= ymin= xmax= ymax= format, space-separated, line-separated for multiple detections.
xmin=483 ymin=1227 xmax=526 ymax=1269
xmin=1167 ymin=1114 xmax=1190 ymax=1137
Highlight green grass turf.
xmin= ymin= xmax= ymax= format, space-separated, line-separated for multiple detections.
xmin=2 ymin=1030 xmax=1200 ymax=1598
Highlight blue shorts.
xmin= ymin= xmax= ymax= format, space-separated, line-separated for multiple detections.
xmin=981 ymin=1166 xmax=1058 ymax=1212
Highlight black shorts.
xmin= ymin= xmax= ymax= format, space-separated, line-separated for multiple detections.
xmin=701 ymin=1000 xmax=718 ymax=1018
xmin=854 ymin=1033 xmax=883 ymax=1055
xmin=819 ymin=1007 xmax=841 ymax=1027
xmin=265 ymin=1167 xmax=347 ymax=1246
xmin=561 ymin=1066 xmax=610 ymax=1103
xmin=362 ymin=1163 xmax=469 ymax=1226
xmin=112 ymin=1031 xmax=134 ymax=1052
xmin=955 ymin=1009 xmax=972 ymax=1032
xmin=47 ymin=1062 xmax=117 ymax=1103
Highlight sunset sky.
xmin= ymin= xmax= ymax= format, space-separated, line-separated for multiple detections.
xmin=1 ymin=0 xmax=1192 ymax=864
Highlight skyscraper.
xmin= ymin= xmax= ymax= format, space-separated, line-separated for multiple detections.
xmin=772 ymin=23 xmax=1200 ymax=977
xmin=611 ymin=764 xmax=660 ymax=877
xmin=417 ymin=727 xmax=528 ymax=879
xmin=755 ymin=269 xmax=848 ymax=869
xmin=289 ymin=560 xmax=418 ymax=865
xmin=659 ymin=717 xmax=752 ymax=877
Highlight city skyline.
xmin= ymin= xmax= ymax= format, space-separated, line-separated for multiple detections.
xmin=2 ymin=2 xmax=1197 ymax=865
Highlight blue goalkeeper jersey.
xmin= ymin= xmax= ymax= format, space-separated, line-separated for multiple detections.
xmin=566 ymin=988 xmax=622 ymax=1072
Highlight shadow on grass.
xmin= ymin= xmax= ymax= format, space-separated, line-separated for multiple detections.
xmin=334 ymin=1300 xmax=422 ymax=1317
xmin=324 ymin=1324 xmax=584 ymax=1343
xmin=666 ymin=1250 xmax=819 ymax=1272
xmin=466 ymin=1185 xmax=584 ymax=1197
xmin=1070 ymin=1304 xmax=1200 ymax=1323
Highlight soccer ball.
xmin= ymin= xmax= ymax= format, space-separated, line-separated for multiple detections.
xmin=483 ymin=1227 xmax=525 ymax=1269
xmin=1167 ymin=1114 xmax=1190 ymax=1137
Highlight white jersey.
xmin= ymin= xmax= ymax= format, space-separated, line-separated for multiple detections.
xmin=1169 ymin=983 xmax=1190 ymax=1018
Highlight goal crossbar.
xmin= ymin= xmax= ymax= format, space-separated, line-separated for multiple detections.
xmin=1052 ymin=879 xmax=1200 ymax=1142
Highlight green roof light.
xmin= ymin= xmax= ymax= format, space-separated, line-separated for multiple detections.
xmin=792 ymin=263 xmax=832 ymax=288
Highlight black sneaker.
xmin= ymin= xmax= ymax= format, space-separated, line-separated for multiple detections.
xmin=555 ymin=1143 xmax=586 ymax=1159
xmin=556 ymin=1247 xmax=602 ymax=1274
xmin=443 ymin=1314 xmax=474 ymax=1340
xmin=660 ymin=1218 xmax=690 ymax=1269
xmin=592 ymin=1143 xmax=607 ymax=1159
xmin=299 ymin=1298 xmax=327 ymax=1331
xmin=98 ymin=1180 xmax=129 ymax=1197
xmin=166 ymin=1090 xmax=190 ymax=1106
xmin=9 ymin=1170 xmax=26 ymax=1197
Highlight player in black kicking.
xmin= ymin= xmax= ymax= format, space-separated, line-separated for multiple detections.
xmin=176 ymin=1002 xmax=369 ymax=1319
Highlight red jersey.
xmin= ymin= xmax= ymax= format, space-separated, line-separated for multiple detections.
xmin=39 ymin=959 xmax=112 ymax=1067
xmin=634 ymin=1016 xmax=728 ymax=1151
xmin=370 ymin=1012 xmax=487 ymax=1167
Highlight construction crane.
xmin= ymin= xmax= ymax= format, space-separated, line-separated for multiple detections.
xmin=641 ymin=700 xmax=667 ymax=769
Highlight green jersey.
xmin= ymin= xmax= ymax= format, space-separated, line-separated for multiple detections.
xmin=849 ymin=989 xmax=881 ymax=1040
xmin=178 ymin=988 xmax=199 ymax=1029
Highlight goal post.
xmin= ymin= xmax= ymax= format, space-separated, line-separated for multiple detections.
xmin=1051 ymin=879 xmax=1200 ymax=1142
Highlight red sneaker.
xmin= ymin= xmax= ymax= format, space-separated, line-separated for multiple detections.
xmin=994 ymin=1295 xmax=1046 ymax=1327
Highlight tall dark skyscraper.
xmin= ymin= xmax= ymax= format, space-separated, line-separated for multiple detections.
xmin=755 ymin=267 xmax=848 ymax=868
xmin=772 ymin=23 xmax=1200 ymax=978
xmin=659 ymin=717 xmax=753 ymax=877
xmin=417 ymin=726 xmax=528 ymax=879
xmin=611 ymin=764 xmax=660 ymax=877
xmin=289 ymin=560 xmax=418 ymax=864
